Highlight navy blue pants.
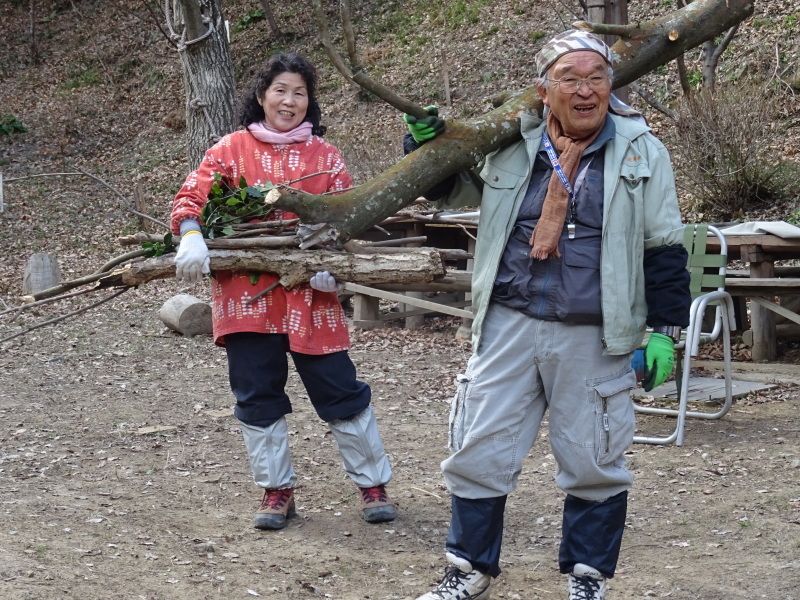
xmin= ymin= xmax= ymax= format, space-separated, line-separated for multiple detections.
xmin=225 ymin=332 xmax=371 ymax=427
xmin=447 ymin=490 xmax=627 ymax=579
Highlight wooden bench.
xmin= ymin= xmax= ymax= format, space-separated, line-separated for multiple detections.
xmin=346 ymin=272 xmax=473 ymax=329
xmin=724 ymin=277 xmax=800 ymax=299
xmin=723 ymin=276 xmax=800 ymax=350
xmin=707 ymin=233 xmax=800 ymax=360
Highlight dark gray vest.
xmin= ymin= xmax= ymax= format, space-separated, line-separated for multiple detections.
xmin=492 ymin=123 xmax=613 ymax=324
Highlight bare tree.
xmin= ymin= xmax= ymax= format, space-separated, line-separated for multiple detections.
xmin=674 ymin=0 xmax=741 ymax=94
xmin=167 ymin=0 xmax=237 ymax=170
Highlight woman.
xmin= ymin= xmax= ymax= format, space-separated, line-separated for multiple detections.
xmin=170 ymin=52 xmax=395 ymax=530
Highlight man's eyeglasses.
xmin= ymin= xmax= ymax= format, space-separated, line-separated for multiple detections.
xmin=546 ymin=76 xmax=611 ymax=94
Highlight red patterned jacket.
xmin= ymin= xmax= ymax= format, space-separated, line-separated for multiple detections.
xmin=171 ymin=130 xmax=352 ymax=354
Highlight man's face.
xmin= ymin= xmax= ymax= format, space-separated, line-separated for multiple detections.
xmin=538 ymin=51 xmax=611 ymax=139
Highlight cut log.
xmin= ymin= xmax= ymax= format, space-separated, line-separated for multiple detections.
xmin=23 ymin=253 xmax=61 ymax=294
xmin=159 ymin=294 xmax=213 ymax=337
xmin=95 ymin=247 xmax=447 ymax=290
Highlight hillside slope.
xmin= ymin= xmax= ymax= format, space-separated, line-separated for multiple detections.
xmin=0 ymin=0 xmax=796 ymax=296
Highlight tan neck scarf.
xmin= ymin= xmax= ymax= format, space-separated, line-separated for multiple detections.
xmin=528 ymin=112 xmax=603 ymax=260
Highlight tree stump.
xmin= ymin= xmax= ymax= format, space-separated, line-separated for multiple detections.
xmin=23 ymin=253 xmax=61 ymax=294
xmin=159 ymin=294 xmax=213 ymax=337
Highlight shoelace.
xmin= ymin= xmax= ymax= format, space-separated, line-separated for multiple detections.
xmin=261 ymin=489 xmax=291 ymax=510
xmin=431 ymin=567 xmax=481 ymax=599
xmin=570 ymin=575 xmax=602 ymax=600
xmin=361 ymin=485 xmax=387 ymax=503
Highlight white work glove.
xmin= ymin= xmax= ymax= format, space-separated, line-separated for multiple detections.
xmin=309 ymin=271 xmax=343 ymax=293
xmin=175 ymin=221 xmax=210 ymax=283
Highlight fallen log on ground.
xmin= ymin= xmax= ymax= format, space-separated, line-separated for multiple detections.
xmin=159 ymin=294 xmax=213 ymax=336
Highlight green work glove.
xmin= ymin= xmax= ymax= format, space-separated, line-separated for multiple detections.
xmin=403 ymin=105 xmax=445 ymax=144
xmin=642 ymin=332 xmax=676 ymax=392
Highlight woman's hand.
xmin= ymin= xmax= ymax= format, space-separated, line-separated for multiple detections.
xmin=310 ymin=271 xmax=344 ymax=293
xmin=175 ymin=231 xmax=210 ymax=283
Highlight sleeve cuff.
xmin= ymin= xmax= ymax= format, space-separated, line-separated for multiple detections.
xmin=179 ymin=218 xmax=202 ymax=236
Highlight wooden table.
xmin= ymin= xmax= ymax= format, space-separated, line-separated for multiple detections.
xmin=351 ymin=217 xmax=476 ymax=330
xmin=707 ymin=233 xmax=800 ymax=361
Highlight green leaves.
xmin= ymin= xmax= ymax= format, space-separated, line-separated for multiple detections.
xmin=0 ymin=114 xmax=26 ymax=136
xmin=200 ymin=173 xmax=275 ymax=239
xmin=142 ymin=232 xmax=175 ymax=257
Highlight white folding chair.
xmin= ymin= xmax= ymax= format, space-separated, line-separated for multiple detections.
xmin=633 ymin=224 xmax=738 ymax=446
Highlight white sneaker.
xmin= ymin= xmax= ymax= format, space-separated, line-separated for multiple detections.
xmin=415 ymin=552 xmax=492 ymax=599
xmin=568 ymin=563 xmax=608 ymax=600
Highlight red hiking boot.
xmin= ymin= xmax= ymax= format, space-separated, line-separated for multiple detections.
xmin=254 ymin=487 xmax=296 ymax=530
xmin=359 ymin=484 xmax=396 ymax=523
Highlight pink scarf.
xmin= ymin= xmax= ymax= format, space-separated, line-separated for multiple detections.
xmin=247 ymin=121 xmax=313 ymax=145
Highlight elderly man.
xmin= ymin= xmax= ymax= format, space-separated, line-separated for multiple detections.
xmin=405 ymin=30 xmax=691 ymax=600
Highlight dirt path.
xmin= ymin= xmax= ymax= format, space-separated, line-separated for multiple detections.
xmin=1 ymin=286 xmax=798 ymax=599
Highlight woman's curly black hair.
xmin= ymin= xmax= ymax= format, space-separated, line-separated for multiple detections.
xmin=237 ymin=52 xmax=326 ymax=136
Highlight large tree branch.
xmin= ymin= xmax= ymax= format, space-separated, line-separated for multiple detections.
xmin=267 ymin=87 xmax=541 ymax=248
xmin=272 ymin=0 xmax=754 ymax=247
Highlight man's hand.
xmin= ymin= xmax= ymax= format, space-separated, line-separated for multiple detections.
xmin=175 ymin=231 xmax=210 ymax=284
xmin=642 ymin=333 xmax=676 ymax=392
xmin=403 ymin=105 xmax=445 ymax=144
xmin=310 ymin=271 xmax=343 ymax=293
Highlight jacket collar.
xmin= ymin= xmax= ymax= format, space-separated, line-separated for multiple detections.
xmin=521 ymin=110 xmax=652 ymax=143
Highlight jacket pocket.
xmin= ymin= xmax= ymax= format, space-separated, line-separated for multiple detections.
xmin=592 ymin=370 xmax=637 ymax=465
xmin=449 ymin=373 xmax=473 ymax=453
xmin=481 ymin=158 xmax=525 ymax=192
xmin=620 ymin=162 xmax=651 ymax=187
xmin=557 ymin=235 xmax=602 ymax=323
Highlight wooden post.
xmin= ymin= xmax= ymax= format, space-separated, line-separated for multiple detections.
xmin=23 ymin=253 xmax=61 ymax=294
xmin=404 ymin=223 xmax=426 ymax=329
xmin=744 ymin=244 xmax=777 ymax=361
xmin=352 ymin=294 xmax=384 ymax=329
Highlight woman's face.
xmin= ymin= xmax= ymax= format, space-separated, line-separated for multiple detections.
xmin=259 ymin=71 xmax=309 ymax=132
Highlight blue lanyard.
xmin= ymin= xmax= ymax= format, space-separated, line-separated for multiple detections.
xmin=542 ymin=132 xmax=577 ymax=237
xmin=542 ymin=132 xmax=573 ymax=201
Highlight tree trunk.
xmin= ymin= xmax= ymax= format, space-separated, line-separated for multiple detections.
xmin=270 ymin=0 xmax=753 ymax=247
xmin=28 ymin=0 xmax=38 ymax=64
xmin=173 ymin=0 xmax=237 ymax=170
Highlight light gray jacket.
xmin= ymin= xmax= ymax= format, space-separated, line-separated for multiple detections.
xmin=440 ymin=112 xmax=685 ymax=355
